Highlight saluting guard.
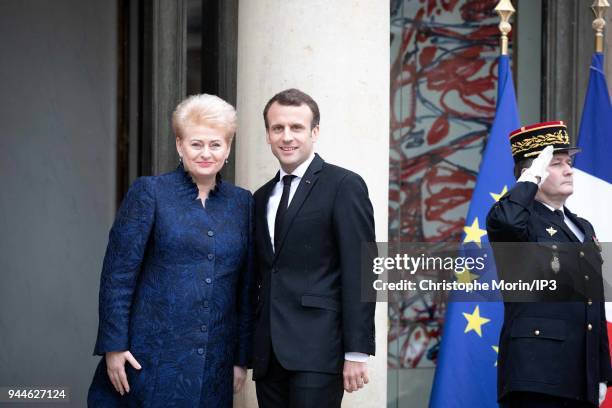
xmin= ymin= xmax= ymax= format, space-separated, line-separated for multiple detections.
xmin=487 ymin=121 xmax=612 ymax=407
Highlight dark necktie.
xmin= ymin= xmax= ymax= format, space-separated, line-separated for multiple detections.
xmin=553 ymin=208 xmax=580 ymax=241
xmin=274 ymin=175 xmax=296 ymax=252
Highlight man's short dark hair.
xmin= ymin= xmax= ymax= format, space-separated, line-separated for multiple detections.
xmin=513 ymin=158 xmax=534 ymax=180
xmin=263 ymin=88 xmax=320 ymax=130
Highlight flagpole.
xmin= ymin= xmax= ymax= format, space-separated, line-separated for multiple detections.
xmin=592 ymin=0 xmax=610 ymax=53
xmin=494 ymin=0 xmax=515 ymax=56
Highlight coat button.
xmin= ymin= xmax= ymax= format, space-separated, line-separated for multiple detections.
xmin=203 ymin=300 xmax=209 ymax=308
xmin=585 ymin=275 xmax=590 ymax=281
xmin=587 ymin=323 xmax=593 ymax=331
xmin=207 ymin=230 xmax=214 ymax=237
xmin=197 ymin=348 xmax=204 ymax=355
xmin=580 ymin=251 xmax=585 ymax=258
xmin=207 ymin=253 xmax=214 ymax=260
xmin=588 ymin=298 xmax=593 ymax=305
xmin=201 ymin=325 xmax=207 ymax=332
xmin=205 ymin=278 xmax=212 ymax=284
xmin=534 ymin=330 xmax=540 ymax=336
xmin=552 ymin=245 xmax=558 ymax=250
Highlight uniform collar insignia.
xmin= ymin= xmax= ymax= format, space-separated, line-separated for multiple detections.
xmin=546 ymin=226 xmax=558 ymax=236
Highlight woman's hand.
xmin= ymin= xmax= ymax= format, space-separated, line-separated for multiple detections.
xmin=233 ymin=366 xmax=247 ymax=394
xmin=105 ymin=351 xmax=142 ymax=395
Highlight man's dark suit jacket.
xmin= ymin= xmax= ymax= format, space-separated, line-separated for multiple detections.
xmin=251 ymin=154 xmax=376 ymax=379
xmin=487 ymin=181 xmax=612 ymax=405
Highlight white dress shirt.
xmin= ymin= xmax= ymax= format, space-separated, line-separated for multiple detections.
xmin=265 ymin=153 xmax=368 ymax=363
xmin=266 ymin=153 xmax=315 ymax=252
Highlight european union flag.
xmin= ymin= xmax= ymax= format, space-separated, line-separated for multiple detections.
xmin=429 ymin=55 xmax=519 ymax=407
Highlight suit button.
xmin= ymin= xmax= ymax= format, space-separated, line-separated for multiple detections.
xmin=203 ymin=300 xmax=209 ymax=308
xmin=197 ymin=348 xmax=204 ymax=355
xmin=580 ymin=251 xmax=585 ymax=258
xmin=585 ymin=275 xmax=590 ymax=281
xmin=201 ymin=325 xmax=207 ymax=332
xmin=207 ymin=253 xmax=214 ymax=260
xmin=552 ymin=245 xmax=558 ymax=250
xmin=207 ymin=230 xmax=214 ymax=237
xmin=534 ymin=330 xmax=540 ymax=336
xmin=205 ymin=278 xmax=212 ymax=284
xmin=587 ymin=323 xmax=593 ymax=331
xmin=588 ymin=298 xmax=593 ymax=305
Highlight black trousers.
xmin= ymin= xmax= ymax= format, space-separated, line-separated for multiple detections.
xmin=500 ymin=392 xmax=596 ymax=408
xmin=255 ymin=348 xmax=344 ymax=408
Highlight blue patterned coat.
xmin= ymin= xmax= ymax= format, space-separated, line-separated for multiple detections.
xmin=88 ymin=168 xmax=253 ymax=407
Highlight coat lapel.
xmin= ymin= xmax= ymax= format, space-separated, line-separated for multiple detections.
xmin=273 ymin=154 xmax=324 ymax=261
xmin=258 ymin=174 xmax=279 ymax=262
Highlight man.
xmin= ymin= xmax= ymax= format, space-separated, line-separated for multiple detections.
xmin=486 ymin=121 xmax=612 ymax=407
xmin=252 ymin=88 xmax=376 ymax=407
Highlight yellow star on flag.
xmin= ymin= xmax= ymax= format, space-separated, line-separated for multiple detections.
xmin=455 ymin=267 xmax=479 ymax=284
xmin=462 ymin=305 xmax=490 ymax=337
xmin=492 ymin=345 xmax=499 ymax=366
xmin=463 ymin=217 xmax=487 ymax=246
xmin=490 ymin=185 xmax=508 ymax=202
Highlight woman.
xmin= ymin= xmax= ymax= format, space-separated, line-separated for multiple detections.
xmin=88 ymin=94 xmax=253 ymax=407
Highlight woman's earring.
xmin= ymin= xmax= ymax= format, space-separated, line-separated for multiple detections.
xmin=225 ymin=159 xmax=229 ymax=164
xmin=179 ymin=156 xmax=183 ymax=165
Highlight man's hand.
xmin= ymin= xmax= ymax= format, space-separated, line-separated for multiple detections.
xmin=343 ymin=360 xmax=369 ymax=393
xmin=105 ymin=351 xmax=142 ymax=396
xmin=233 ymin=366 xmax=247 ymax=394
xmin=518 ymin=145 xmax=554 ymax=186
xmin=599 ymin=382 xmax=608 ymax=406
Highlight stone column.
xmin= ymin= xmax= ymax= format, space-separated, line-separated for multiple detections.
xmin=234 ymin=1 xmax=389 ymax=407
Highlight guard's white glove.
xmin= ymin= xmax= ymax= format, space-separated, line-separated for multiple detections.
xmin=518 ymin=145 xmax=554 ymax=186
xmin=600 ymin=382 xmax=608 ymax=406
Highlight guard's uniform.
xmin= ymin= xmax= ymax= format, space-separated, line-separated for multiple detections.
xmin=486 ymin=121 xmax=612 ymax=407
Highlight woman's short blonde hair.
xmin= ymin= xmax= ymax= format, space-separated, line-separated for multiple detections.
xmin=172 ymin=94 xmax=238 ymax=142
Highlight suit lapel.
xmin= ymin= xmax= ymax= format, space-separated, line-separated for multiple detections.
xmin=273 ymin=154 xmax=324 ymax=261
xmin=258 ymin=174 xmax=279 ymax=262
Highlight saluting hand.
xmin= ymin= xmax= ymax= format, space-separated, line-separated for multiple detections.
xmin=105 ymin=351 xmax=142 ymax=396
xmin=600 ymin=382 xmax=608 ymax=406
xmin=519 ymin=145 xmax=554 ymax=186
